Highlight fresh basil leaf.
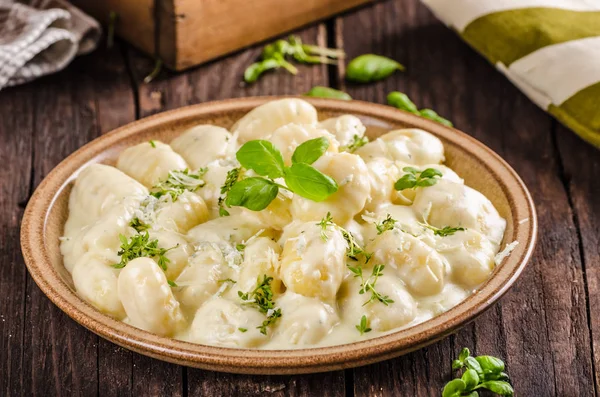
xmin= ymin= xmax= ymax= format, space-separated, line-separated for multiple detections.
xmin=452 ymin=359 xmax=464 ymax=370
xmin=475 ymin=356 xmax=505 ymax=374
xmin=284 ymin=163 xmax=338 ymax=202
xmin=292 ymin=137 xmax=330 ymax=165
xmin=482 ymin=372 xmax=510 ymax=382
xmin=402 ymin=166 xmax=420 ymax=175
xmin=419 ymin=108 xmax=453 ymax=127
xmin=458 ymin=347 xmax=470 ymax=362
xmin=346 ymin=54 xmax=405 ymax=83
xmin=305 ymin=86 xmax=352 ymax=100
xmin=477 ymin=381 xmax=514 ymax=396
xmin=465 ymin=356 xmax=483 ymax=374
xmin=387 ymin=91 xmax=419 ymax=114
xmin=415 ymin=178 xmax=438 ymax=187
xmin=244 ymin=58 xmax=280 ymax=83
xmin=236 ymin=140 xmax=285 ymax=178
xmin=224 ymin=177 xmax=279 ymax=211
xmin=462 ymin=369 xmax=479 ymax=390
xmin=394 ymin=174 xmax=417 ymax=191
xmin=419 ymin=168 xmax=443 ymax=179
xmin=442 ymin=379 xmax=466 ymax=397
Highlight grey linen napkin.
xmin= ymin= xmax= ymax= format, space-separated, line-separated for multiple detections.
xmin=0 ymin=0 xmax=101 ymax=89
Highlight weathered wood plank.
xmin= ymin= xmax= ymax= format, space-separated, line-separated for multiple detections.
xmin=18 ymin=45 xmax=135 ymax=396
xmin=335 ymin=1 xmax=595 ymax=395
xmin=555 ymin=127 xmax=600 ymax=394
xmin=0 ymin=84 xmax=35 ymax=397
xmin=128 ymin=24 xmax=346 ymax=396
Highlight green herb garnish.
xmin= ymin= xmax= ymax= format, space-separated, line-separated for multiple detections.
xmin=347 ymin=263 xmax=394 ymax=306
xmin=422 ymin=223 xmax=466 ymax=237
xmin=375 ymin=214 xmax=397 ymax=235
xmin=151 ymin=168 xmax=207 ymax=201
xmin=355 ymin=315 xmax=372 ymax=335
xmin=129 ymin=217 xmax=150 ymax=233
xmin=238 ymin=275 xmax=281 ymax=335
xmin=167 ymin=280 xmax=178 ymax=287
xmin=387 ymin=91 xmax=453 ymax=127
xmin=113 ymin=232 xmax=177 ymax=270
xmin=443 ymin=348 xmax=513 ymax=397
xmin=143 ymin=59 xmax=163 ymax=84
xmin=346 ymin=54 xmax=405 ymax=83
xmin=218 ymin=167 xmax=242 ymax=216
xmin=148 ymin=140 xmax=156 ymax=148
xmin=304 ymin=86 xmax=352 ymax=100
xmin=238 ymin=327 xmax=248 ymax=333
xmin=394 ymin=166 xmax=442 ymax=191
xmin=244 ymin=36 xmax=344 ymax=83
xmin=342 ymin=134 xmax=369 ymax=153
xmin=220 ymin=138 xmax=338 ymax=213
xmin=317 ymin=212 xmax=368 ymax=261
xmin=106 ymin=11 xmax=118 ymax=49
xmin=218 ymin=278 xmax=237 ymax=284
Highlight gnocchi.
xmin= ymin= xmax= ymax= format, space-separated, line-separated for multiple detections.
xmin=61 ymin=100 xmax=509 ymax=350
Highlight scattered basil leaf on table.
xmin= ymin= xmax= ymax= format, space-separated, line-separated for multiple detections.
xmin=346 ymin=54 xmax=405 ymax=83
xmin=292 ymin=136 xmax=330 ymax=164
xmin=387 ymin=91 xmax=453 ymax=127
xmin=288 ymin=35 xmax=345 ymax=65
xmin=304 ymin=86 xmax=352 ymax=100
xmin=143 ymin=59 xmax=163 ymax=84
xmin=386 ymin=91 xmax=419 ymax=114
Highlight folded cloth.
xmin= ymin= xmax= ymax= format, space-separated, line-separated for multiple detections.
xmin=0 ymin=0 xmax=100 ymax=89
xmin=422 ymin=0 xmax=600 ymax=148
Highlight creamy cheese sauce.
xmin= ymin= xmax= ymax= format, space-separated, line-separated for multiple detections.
xmin=60 ymin=98 xmax=509 ymax=350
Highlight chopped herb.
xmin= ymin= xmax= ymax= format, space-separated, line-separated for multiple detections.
xmin=236 ymin=244 xmax=246 ymax=251
xmin=238 ymin=327 xmax=248 ymax=333
xmin=421 ymin=223 xmax=466 ymax=237
xmin=167 ymin=280 xmax=178 ymax=287
xmin=129 ymin=217 xmax=150 ymax=233
xmin=394 ymin=166 xmax=442 ymax=191
xmin=375 ymin=214 xmax=397 ymax=235
xmin=342 ymin=134 xmax=369 ymax=153
xmin=355 ymin=315 xmax=372 ymax=335
xmin=113 ymin=232 xmax=177 ymax=270
xmin=149 ymin=140 xmax=156 ymax=148
xmin=348 ymin=263 xmax=394 ymax=306
xmin=218 ymin=278 xmax=237 ymax=284
xmin=317 ymin=212 xmax=369 ymax=261
xmin=151 ymin=168 xmax=207 ymax=201
xmin=218 ymin=167 xmax=241 ymax=216
xmin=143 ymin=59 xmax=163 ymax=84
xmin=238 ymin=275 xmax=281 ymax=335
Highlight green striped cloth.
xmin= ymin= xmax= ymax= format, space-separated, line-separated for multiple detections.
xmin=423 ymin=0 xmax=600 ymax=147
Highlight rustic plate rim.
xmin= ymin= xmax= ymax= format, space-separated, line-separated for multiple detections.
xmin=20 ymin=96 xmax=537 ymax=374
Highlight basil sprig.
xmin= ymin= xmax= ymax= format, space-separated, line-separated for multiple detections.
xmin=443 ymin=348 xmax=514 ymax=397
xmin=224 ymin=137 xmax=338 ymax=212
xmin=346 ymin=54 xmax=405 ymax=83
xmin=395 ymin=166 xmax=442 ymax=191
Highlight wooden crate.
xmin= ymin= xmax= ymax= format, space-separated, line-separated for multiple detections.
xmin=72 ymin=0 xmax=374 ymax=71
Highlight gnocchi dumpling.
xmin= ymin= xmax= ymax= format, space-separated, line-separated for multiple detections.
xmin=154 ymin=191 xmax=209 ymax=233
xmin=170 ymin=125 xmax=236 ymax=170
xmin=196 ymin=159 xmax=238 ymax=215
xmin=72 ymin=253 xmax=125 ymax=319
xmin=147 ymin=229 xmax=193 ymax=280
xmin=279 ymin=221 xmax=347 ymax=300
xmin=272 ymin=292 xmax=338 ymax=346
xmin=366 ymin=230 xmax=448 ymax=296
xmin=319 ymin=114 xmax=366 ymax=149
xmin=436 ymin=229 xmax=497 ymax=287
xmin=269 ymin=123 xmax=338 ymax=165
xmin=363 ymin=158 xmax=401 ymax=212
xmin=238 ymin=237 xmax=283 ymax=294
xmin=116 ymin=141 xmax=188 ymax=187
xmin=356 ymin=128 xmax=444 ymax=165
xmin=66 ymin=164 xmax=148 ymax=231
xmin=338 ymin=274 xmax=417 ymax=332
xmin=186 ymin=212 xmax=267 ymax=245
xmin=412 ymin=180 xmax=506 ymax=247
xmin=232 ymin=98 xmax=318 ymax=142
xmin=188 ymin=298 xmax=269 ymax=347
xmin=117 ymin=257 xmax=186 ymax=336
xmin=291 ymin=152 xmax=370 ymax=224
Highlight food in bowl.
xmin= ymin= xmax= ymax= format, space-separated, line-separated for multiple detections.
xmin=60 ymin=98 xmax=512 ymax=349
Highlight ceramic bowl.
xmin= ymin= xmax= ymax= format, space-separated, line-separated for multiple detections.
xmin=20 ymin=96 xmax=537 ymax=374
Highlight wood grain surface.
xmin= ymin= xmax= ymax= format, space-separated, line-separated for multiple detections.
xmin=0 ymin=0 xmax=597 ymax=396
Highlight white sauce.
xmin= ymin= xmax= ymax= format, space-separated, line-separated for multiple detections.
xmin=60 ymin=99 xmax=510 ymax=349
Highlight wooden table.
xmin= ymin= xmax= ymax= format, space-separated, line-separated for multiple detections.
xmin=1 ymin=0 xmax=598 ymax=395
